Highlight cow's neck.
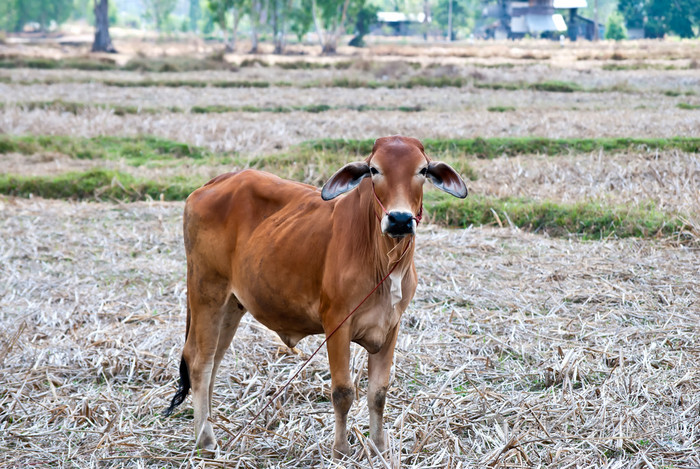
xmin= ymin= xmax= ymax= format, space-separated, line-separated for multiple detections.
xmin=339 ymin=179 xmax=415 ymax=276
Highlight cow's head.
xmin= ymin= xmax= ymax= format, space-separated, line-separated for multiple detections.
xmin=321 ymin=136 xmax=467 ymax=238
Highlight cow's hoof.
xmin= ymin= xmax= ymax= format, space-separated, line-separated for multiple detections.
xmin=371 ymin=437 xmax=386 ymax=454
xmin=198 ymin=443 xmax=216 ymax=454
xmin=197 ymin=432 xmax=218 ymax=455
xmin=196 ymin=442 xmax=217 ymax=458
xmin=333 ymin=441 xmax=351 ymax=459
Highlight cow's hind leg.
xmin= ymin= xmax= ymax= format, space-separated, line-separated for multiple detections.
xmin=367 ymin=324 xmax=399 ymax=453
xmin=183 ymin=275 xmax=242 ymax=453
xmin=208 ymin=297 xmax=245 ymax=413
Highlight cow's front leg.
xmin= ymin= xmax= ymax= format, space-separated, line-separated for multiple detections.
xmin=367 ymin=324 xmax=399 ymax=453
xmin=326 ymin=326 xmax=353 ymax=458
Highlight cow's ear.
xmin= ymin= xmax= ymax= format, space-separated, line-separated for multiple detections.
xmin=321 ymin=162 xmax=371 ymax=200
xmin=426 ymin=162 xmax=468 ymax=198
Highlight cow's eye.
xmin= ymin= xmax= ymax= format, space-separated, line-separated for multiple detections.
xmin=370 ymin=167 xmax=380 ymax=176
xmin=419 ymin=167 xmax=428 ymax=177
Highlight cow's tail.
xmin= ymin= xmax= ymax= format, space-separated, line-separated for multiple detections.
xmin=164 ymin=301 xmax=192 ymax=417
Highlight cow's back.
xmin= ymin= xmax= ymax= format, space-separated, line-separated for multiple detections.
xmin=183 ymin=170 xmax=333 ymax=336
xmin=187 ymin=170 xmax=319 ymax=233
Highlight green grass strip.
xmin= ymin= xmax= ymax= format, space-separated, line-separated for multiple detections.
xmin=0 ymin=100 xmax=176 ymax=116
xmin=0 ymin=100 xmax=425 ymax=115
xmin=0 ymin=135 xmax=209 ymax=165
xmin=3 ymin=73 xmax=694 ymax=96
xmin=0 ymin=57 xmax=118 ymax=71
xmin=0 ymin=169 xmax=194 ymax=201
xmin=530 ymin=80 xmax=583 ymax=92
xmin=302 ymin=137 xmax=700 ymax=158
xmin=0 ymin=134 xmax=692 ymax=239
xmin=4 ymin=135 xmax=699 ymax=168
xmin=0 ymin=169 xmax=687 ymax=239
xmin=4 ymin=134 xmax=698 ymax=187
xmin=100 ymin=79 xmax=274 ymax=88
xmin=474 ymin=80 xmax=696 ymax=96
xmin=0 ymin=55 xmax=235 ymax=72
xmin=425 ymin=192 xmax=686 ymax=239
xmin=191 ymin=103 xmax=424 ymax=113
xmin=487 ymin=106 xmax=516 ymax=112
xmin=602 ymin=63 xmax=681 ymax=71
xmin=0 ymin=55 xmax=532 ymax=73
xmin=0 ymin=55 xmax=346 ymax=72
xmin=98 ymin=77 xmax=465 ymax=89
xmin=475 ymin=80 xmax=582 ymax=92
xmin=664 ymin=90 xmax=696 ymax=97
xmin=329 ymin=76 xmax=468 ymax=88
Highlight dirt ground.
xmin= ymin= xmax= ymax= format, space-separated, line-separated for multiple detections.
xmin=2 ymin=39 xmax=700 ymax=157
xmin=2 ymin=148 xmax=698 ymax=221
xmin=1 ymin=39 xmax=699 ymax=468
xmin=3 ymin=33 xmax=700 ymax=64
xmin=0 ymin=198 xmax=698 ymax=468
xmin=2 ymin=57 xmax=700 ymax=156
xmin=3 ymin=106 xmax=700 ymax=157
xmin=3 ymin=78 xmax=691 ymax=111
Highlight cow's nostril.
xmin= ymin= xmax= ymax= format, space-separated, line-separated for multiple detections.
xmin=385 ymin=212 xmax=414 ymax=237
xmin=388 ymin=212 xmax=412 ymax=225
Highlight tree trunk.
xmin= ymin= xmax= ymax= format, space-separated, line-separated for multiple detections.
xmin=423 ymin=0 xmax=431 ymax=41
xmin=333 ymin=0 xmax=352 ymax=50
xmin=92 ymin=0 xmax=116 ymax=53
xmin=272 ymin=0 xmax=282 ymax=53
xmin=226 ymin=8 xmax=242 ymax=52
xmin=249 ymin=0 xmax=260 ymax=53
xmin=311 ymin=0 xmax=326 ymax=50
xmin=277 ymin=0 xmax=294 ymax=52
xmin=250 ymin=27 xmax=259 ymax=53
xmin=274 ymin=30 xmax=286 ymax=54
xmin=593 ymin=0 xmax=599 ymax=40
xmin=223 ymin=20 xmax=232 ymax=52
xmin=272 ymin=0 xmax=288 ymax=54
xmin=447 ymin=0 xmax=453 ymax=41
xmin=319 ymin=0 xmax=351 ymax=54
xmin=189 ymin=0 xmax=200 ymax=33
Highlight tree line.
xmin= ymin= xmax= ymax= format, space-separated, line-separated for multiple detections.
xmin=205 ymin=0 xmax=380 ymax=53
xmin=1 ymin=0 xmax=699 ymax=54
xmin=616 ymin=0 xmax=700 ymax=38
xmin=0 ymin=0 xmax=482 ymax=54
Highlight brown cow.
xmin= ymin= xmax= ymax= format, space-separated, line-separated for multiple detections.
xmin=165 ymin=135 xmax=467 ymax=457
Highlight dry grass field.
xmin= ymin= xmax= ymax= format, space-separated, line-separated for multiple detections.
xmin=1 ymin=38 xmax=699 ymax=468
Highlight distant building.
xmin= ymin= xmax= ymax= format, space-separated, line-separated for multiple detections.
xmin=483 ymin=0 xmax=567 ymax=39
xmin=372 ymin=11 xmax=427 ymax=36
xmin=626 ymin=28 xmax=644 ymax=39
xmin=565 ymin=12 xmax=605 ymax=40
xmin=554 ymin=0 xmax=603 ymax=40
xmin=483 ymin=0 xmax=601 ymax=40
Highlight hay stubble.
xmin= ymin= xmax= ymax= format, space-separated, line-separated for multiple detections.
xmin=2 ymin=39 xmax=699 ymax=468
xmin=0 ymin=198 xmax=698 ymax=467
xmin=3 ymin=107 xmax=700 ymax=157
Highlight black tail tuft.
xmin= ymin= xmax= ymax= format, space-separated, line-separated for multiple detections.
xmin=164 ymin=356 xmax=191 ymax=417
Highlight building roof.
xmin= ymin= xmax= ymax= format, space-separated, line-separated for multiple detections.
xmin=511 ymin=13 xmax=567 ymax=33
xmin=376 ymin=11 xmax=426 ymax=23
xmin=553 ymin=0 xmax=588 ymax=8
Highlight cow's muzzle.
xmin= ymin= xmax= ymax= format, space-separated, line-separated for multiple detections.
xmin=383 ymin=211 xmax=416 ymax=238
